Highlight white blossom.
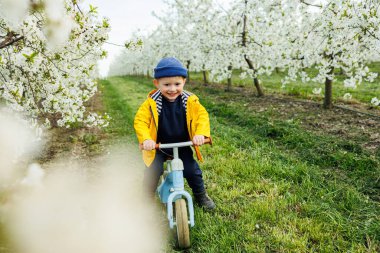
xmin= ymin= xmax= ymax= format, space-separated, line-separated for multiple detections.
xmin=0 ymin=0 xmax=110 ymax=128
xmin=343 ymin=93 xmax=352 ymax=100
xmin=344 ymin=78 xmax=357 ymax=88
xmin=371 ymin=97 xmax=380 ymax=106
xmin=312 ymin=88 xmax=322 ymax=95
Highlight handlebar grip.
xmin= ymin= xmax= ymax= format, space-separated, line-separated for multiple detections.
xmin=204 ymin=137 xmax=212 ymax=145
xmin=139 ymin=137 xmax=212 ymax=150
xmin=138 ymin=143 xmax=160 ymax=150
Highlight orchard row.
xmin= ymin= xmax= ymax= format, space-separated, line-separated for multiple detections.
xmin=110 ymin=0 xmax=380 ymax=108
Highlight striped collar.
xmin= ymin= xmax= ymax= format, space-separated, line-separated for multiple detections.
xmin=150 ymin=90 xmax=192 ymax=115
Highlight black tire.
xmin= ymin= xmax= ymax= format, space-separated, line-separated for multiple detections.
xmin=175 ymin=198 xmax=190 ymax=249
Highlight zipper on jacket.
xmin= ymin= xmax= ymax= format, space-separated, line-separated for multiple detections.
xmin=187 ymin=98 xmax=192 ymax=139
xmin=149 ymin=106 xmax=158 ymax=133
xmin=189 ymin=119 xmax=193 ymax=139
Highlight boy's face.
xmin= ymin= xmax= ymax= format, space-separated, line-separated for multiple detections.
xmin=153 ymin=76 xmax=186 ymax=102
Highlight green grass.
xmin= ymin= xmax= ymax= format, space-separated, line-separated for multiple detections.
xmin=190 ymin=63 xmax=380 ymax=106
xmin=101 ymin=76 xmax=380 ymax=252
xmin=99 ymin=78 xmax=148 ymax=143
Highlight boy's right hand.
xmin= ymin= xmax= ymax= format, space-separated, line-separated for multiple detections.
xmin=142 ymin=139 xmax=156 ymax=150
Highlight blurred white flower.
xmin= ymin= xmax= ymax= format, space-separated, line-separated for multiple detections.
xmin=44 ymin=16 xmax=74 ymax=49
xmin=312 ymin=88 xmax=322 ymax=95
xmin=42 ymin=0 xmax=75 ymax=49
xmin=0 ymin=108 xmax=41 ymax=185
xmin=0 ymin=0 xmax=29 ymax=29
xmin=239 ymin=72 xmax=247 ymax=79
xmin=343 ymin=93 xmax=352 ymax=100
xmin=371 ymin=97 xmax=380 ymax=106
xmin=20 ymin=163 xmax=45 ymax=187
xmin=44 ymin=0 xmax=65 ymax=20
xmin=300 ymin=71 xmax=310 ymax=83
xmin=8 ymin=153 xmax=164 ymax=253
xmin=344 ymin=77 xmax=357 ymax=88
xmin=365 ymin=72 xmax=378 ymax=82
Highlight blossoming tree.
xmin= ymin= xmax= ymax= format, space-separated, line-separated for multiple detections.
xmin=0 ymin=0 xmax=110 ymax=128
xmin=109 ymin=0 xmax=379 ymax=107
xmin=283 ymin=0 xmax=380 ymax=108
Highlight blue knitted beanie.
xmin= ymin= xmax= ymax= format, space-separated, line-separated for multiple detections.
xmin=154 ymin=57 xmax=188 ymax=79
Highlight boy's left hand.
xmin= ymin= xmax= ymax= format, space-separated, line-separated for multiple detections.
xmin=192 ymin=135 xmax=205 ymax=146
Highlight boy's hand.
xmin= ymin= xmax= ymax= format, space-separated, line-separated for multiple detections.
xmin=192 ymin=135 xmax=205 ymax=146
xmin=142 ymin=139 xmax=156 ymax=150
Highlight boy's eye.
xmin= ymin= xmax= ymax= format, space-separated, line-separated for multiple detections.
xmin=175 ymin=83 xmax=180 ymax=86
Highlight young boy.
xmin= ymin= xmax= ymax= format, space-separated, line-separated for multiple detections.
xmin=134 ymin=57 xmax=215 ymax=210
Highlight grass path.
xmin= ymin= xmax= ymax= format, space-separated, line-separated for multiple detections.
xmin=100 ymin=76 xmax=380 ymax=253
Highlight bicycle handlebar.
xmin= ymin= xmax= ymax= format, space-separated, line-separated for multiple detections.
xmin=139 ymin=137 xmax=212 ymax=150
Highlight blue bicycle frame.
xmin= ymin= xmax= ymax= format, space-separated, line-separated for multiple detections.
xmin=156 ymin=141 xmax=195 ymax=229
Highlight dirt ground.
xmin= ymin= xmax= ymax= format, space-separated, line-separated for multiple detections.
xmin=251 ymin=95 xmax=380 ymax=152
xmin=37 ymin=90 xmax=107 ymax=165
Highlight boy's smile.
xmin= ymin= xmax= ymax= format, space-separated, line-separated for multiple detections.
xmin=153 ymin=76 xmax=186 ymax=102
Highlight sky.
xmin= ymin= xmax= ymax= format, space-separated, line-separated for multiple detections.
xmin=84 ymin=0 xmax=165 ymax=77
xmin=85 ymin=0 xmax=232 ymax=77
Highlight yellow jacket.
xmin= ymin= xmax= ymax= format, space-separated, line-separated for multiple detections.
xmin=134 ymin=89 xmax=211 ymax=167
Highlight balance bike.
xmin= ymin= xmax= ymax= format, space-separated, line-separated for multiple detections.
xmin=155 ymin=139 xmax=210 ymax=249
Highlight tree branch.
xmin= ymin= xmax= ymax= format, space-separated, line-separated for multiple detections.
xmin=300 ymin=0 xmax=323 ymax=8
xmin=0 ymin=32 xmax=24 ymax=49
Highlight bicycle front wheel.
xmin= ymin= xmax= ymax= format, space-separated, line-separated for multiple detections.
xmin=175 ymin=198 xmax=190 ymax=249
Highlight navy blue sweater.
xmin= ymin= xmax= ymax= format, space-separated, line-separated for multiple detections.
xmin=157 ymin=96 xmax=190 ymax=144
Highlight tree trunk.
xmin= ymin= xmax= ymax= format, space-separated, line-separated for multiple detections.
xmin=323 ymin=78 xmax=333 ymax=109
xmin=202 ymin=71 xmax=208 ymax=84
xmin=254 ymin=77 xmax=264 ymax=97
xmin=245 ymin=56 xmax=264 ymax=96
xmin=227 ymin=78 xmax=232 ymax=91
xmin=186 ymin=60 xmax=191 ymax=83
xmin=242 ymin=0 xmax=264 ymax=97
xmin=226 ymin=65 xmax=232 ymax=91
xmin=323 ymin=67 xmax=334 ymax=109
